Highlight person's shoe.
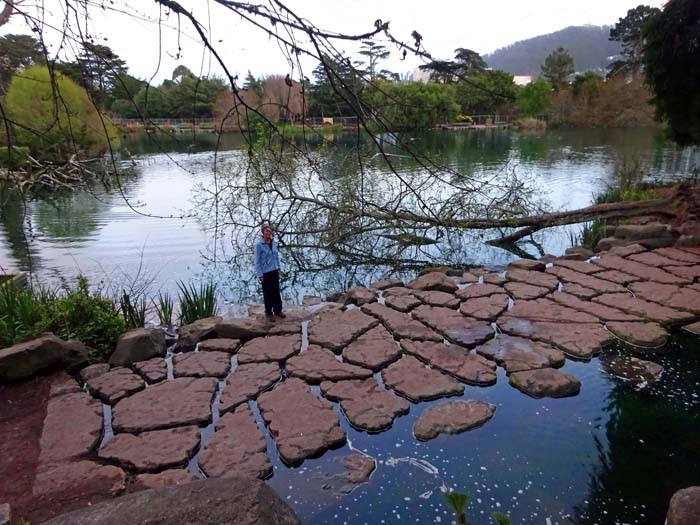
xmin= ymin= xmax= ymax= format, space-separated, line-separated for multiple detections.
xmin=275 ymin=311 xmax=287 ymax=318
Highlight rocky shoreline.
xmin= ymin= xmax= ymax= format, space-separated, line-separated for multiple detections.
xmin=2 ymin=239 xmax=700 ymax=523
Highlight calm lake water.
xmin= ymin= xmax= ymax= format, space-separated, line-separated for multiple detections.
xmin=1 ymin=128 xmax=700 ymax=524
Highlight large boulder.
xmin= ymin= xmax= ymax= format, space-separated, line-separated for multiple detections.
xmin=407 ymin=272 xmax=458 ymax=293
xmin=667 ymin=486 xmax=700 ymax=525
xmin=109 ymin=328 xmax=165 ymax=367
xmin=0 ymin=334 xmax=88 ymax=382
xmin=175 ymin=316 xmax=222 ymax=351
xmin=344 ymin=286 xmax=376 ymax=306
xmin=40 ymin=477 xmax=300 ymax=525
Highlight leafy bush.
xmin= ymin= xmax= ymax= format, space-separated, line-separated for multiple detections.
xmin=455 ymin=115 xmax=474 ymax=124
xmin=177 ymin=281 xmax=217 ymax=325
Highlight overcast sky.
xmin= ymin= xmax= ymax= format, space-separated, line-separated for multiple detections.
xmin=3 ymin=0 xmax=665 ymax=84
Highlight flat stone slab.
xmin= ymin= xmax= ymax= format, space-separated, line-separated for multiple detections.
xmin=286 ymin=345 xmax=373 ymax=384
xmin=560 ymin=283 xmax=599 ymax=299
xmin=630 ymin=281 xmax=700 ymax=313
xmin=400 ymin=339 xmax=496 ymax=385
xmin=666 ymin=486 xmax=700 ymax=525
xmin=199 ymin=405 xmax=272 ymax=479
xmin=509 ymin=368 xmax=581 ymax=398
xmin=98 ymin=426 xmax=200 ymax=472
xmin=362 ymin=303 xmax=442 ymax=341
xmin=505 ymin=298 xmax=600 ymax=324
xmin=474 ymin=334 xmax=565 ymax=373
xmin=552 ymin=259 xmax=601 ymax=274
xmin=307 ymin=309 xmax=378 ymax=352
xmin=198 ymin=338 xmax=241 ymax=353
xmin=683 ymin=321 xmax=700 ymax=335
xmin=629 ymin=251 xmax=692 ymax=267
xmin=384 ymin=293 xmax=421 ymax=312
xmin=33 ymin=460 xmax=126 ymax=499
xmin=411 ymin=305 xmax=494 ymax=347
xmin=483 ymin=272 xmax=506 ymax=285
xmin=600 ymin=355 xmax=664 ymax=389
xmin=407 ymin=271 xmax=458 ymax=293
xmin=80 ymin=363 xmax=110 ymax=382
xmin=257 ymin=378 xmax=346 ymax=466
xmin=593 ymin=293 xmax=696 ymax=326
xmin=173 ymin=351 xmax=231 ymax=378
xmin=508 ymin=259 xmax=546 ymax=271
xmin=371 ymin=278 xmax=404 ymax=290
xmin=381 ymin=355 xmax=464 ymax=402
xmin=412 ymin=290 xmax=460 ymax=309
xmin=607 ymin=243 xmax=648 ymax=257
xmin=86 ymin=367 xmax=145 ymax=404
xmin=41 ymin=477 xmax=300 ymax=525
xmin=345 ymin=286 xmax=377 ymax=306
xmin=342 ymin=325 xmax=401 ymax=371
xmin=655 ymin=247 xmax=700 ymax=264
xmin=413 ymin=400 xmax=496 ymax=441
xmin=219 ymin=362 xmax=280 ymax=413
xmin=132 ymin=358 xmax=166 ymax=383
xmin=546 ymin=266 xmax=628 ymax=294
xmin=499 ymin=317 xmax=612 ymax=360
xmin=503 ymin=281 xmax=550 ymax=300
xmin=606 ymin=321 xmax=668 ymax=348
xmin=550 ymin=292 xmax=642 ymax=322
xmin=594 ymin=269 xmax=642 ymax=285
xmin=506 ymin=268 xmax=559 ymax=291
xmin=455 ymin=283 xmax=503 ymax=300
xmin=112 ymin=377 xmax=217 ymax=432
xmin=133 ymin=469 xmax=199 ymax=491
xmin=176 ymin=316 xmax=222 ymax=351
xmin=320 ymin=378 xmax=409 ymax=432
xmin=460 ymin=271 xmax=479 ymax=283
xmin=593 ymin=255 xmax=690 ymax=285
xmin=214 ymin=317 xmax=271 ymax=340
xmin=664 ymin=264 xmax=700 ymax=281
xmin=459 ymin=293 xmax=509 ymax=321
xmin=237 ymin=335 xmax=301 ymax=363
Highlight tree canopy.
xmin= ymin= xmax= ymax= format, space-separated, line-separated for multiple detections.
xmin=0 ymin=34 xmax=45 ymax=95
xmin=610 ymin=5 xmax=661 ymax=76
xmin=540 ymin=48 xmax=574 ymax=90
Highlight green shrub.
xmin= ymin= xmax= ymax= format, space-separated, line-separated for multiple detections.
xmin=455 ymin=114 xmax=473 ymax=124
xmin=177 ymin=280 xmax=217 ymax=325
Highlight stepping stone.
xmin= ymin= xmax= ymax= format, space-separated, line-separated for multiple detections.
xmin=593 ymin=255 xmax=689 ymax=285
xmin=407 ymin=272 xmax=458 ymax=293
xmin=133 ymin=358 xmax=166 ymax=383
xmin=342 ymin=325 xmax=401 ymax=371
xmin=173 ymin=351 xmax=231 ymax=378
xmin=218 ymin=362 xmax=280 ymax=413
xmin=370 ymin=278 xmax=404 ymax=290
xmin=546 ymin=266 xmax=627 ymax=294
xmin=506 ymin=268 xmax=559 ymax=291
xmin=459 ymin=293 xmax=509 ymax=321
xmin=483 ymin=273 xmax=505 ymax=285
xmin=176 ymin=316 xmax=222 ymax=351
xmin=552 ymin=259 xmax=601 ymax=274
xmin=381 ymin=355 xmax=464 ymax=402
xmin=346 ymin=286 xmax=377 ymax=306
xmin=197 ymin=338 xmax=241 ymax=353
xmin=474 ymin=334 xmax=565 ymax=373
xmin=654 ymin=247 xmax=700 ymax=264
xmin=560 ymin=283 xmax=599 ymax=300
xmin=112 ymin=377 xmax=218 ymax=432
xmin=337 ymin=452 xmax=376 ymax=486
xmin=413 ymin=400 xmax=496 ymax=441
xmin=411 ymin=290 xmax=460 ymax=309
xmin=503 ymin=281 xmax=550 ymax=300
xmin=550 ymin=292 xmax=642 ymax=322
xmin=79 ymin=363 xmax=110 ymax=382
xmin=508 ymin=368 xmax=581 ymax=398
xmin=198 ymin=405 xmax=272 ymax=479
xmin=400 ymin=339 xmax=497 ymax=385
xmin=629 ymin=251 xmax=692 ymax=267
xmin=499 ymin=317 xmax=612 ymax=360
xmin=133 ymin=469 xmax=199 ymax=490
xmin=268 ymin=321 xmax=303 ymax=336
xmin=307 ymin=309 xmax=378 ymax=352
xmin=600 ymin=355 xmax=664 ymax=389
xmin=607 ymin=243 xmax=647 ymax=257
xmin=362 ymin=303 xmax=441 ymax=341
xmin=257 ymin=378 xmax=346 ymax=466
xmin=33 ymin=460 xmax=125 ymax=499
xmin=98 ymin=426 xmax=200 ymax=472
xmin=384 ymin=293 xmax=421 ymax=312
xmin=505 ymin=298 xmax=600 ymax=324
xmin=508 ymin=259 xmax=546 ymax=271
xmin=383 ymin=286 xmax=415 ymax=297
xmin=411 ymin=305 xmax=494 ymax=347
xmin=214 ymin=317 xmax=271 ymax=340
xmin=86 ymin=367 xmax=145 ymax=404
xmin=460 ymin=271 xmax=479 ymax=283
xmin=630 ymin=281 xmax=700 ymax=314
xmin=320 ymin=378 xmax=409 ymax=432
xmin=664 ymin=265 xmax=700 ymax=281
xmin=683 ymin=321 xmax=700 ymax=335
xmin=594 ymin=270 xmax=642 ymax=285
xmin=237 ymin=335 xmax=301 ymax=363
xmin=455 ymin=283 xmax=503 ymax=300
xmin=286 ymin=345 xmax=373 ymax=384
xmin=606 ymin=321 xmax=668 ymax=348
xmin=593 ymin=293 xmax=696 ymax=326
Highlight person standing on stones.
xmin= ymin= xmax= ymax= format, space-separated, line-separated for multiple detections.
xmin=255 ymin=224 xmax=285 ymax=318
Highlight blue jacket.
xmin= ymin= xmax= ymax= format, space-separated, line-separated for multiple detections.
xmin=254 ymin=238 xmax=280 ymax=277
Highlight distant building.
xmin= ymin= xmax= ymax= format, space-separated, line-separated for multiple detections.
xmin=411 ymin=67 xmax=431 ymax=82
xmin=513 ymin=75 xmax=532 ymax=86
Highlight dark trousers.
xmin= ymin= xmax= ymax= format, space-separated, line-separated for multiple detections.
xmin=261 ymin=270 xmax=283 ymax=315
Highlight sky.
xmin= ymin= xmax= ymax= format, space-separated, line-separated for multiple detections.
xmin=2 ymin=0 xmax=666 ymax=84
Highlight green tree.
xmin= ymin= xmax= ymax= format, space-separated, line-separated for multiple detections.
xmin=0 ymin=34 xmax=45 ymax=95
xmin=244 ymin=70 xmax=265 ymax=98
xmin=357 ymin=40 xmax=391 ymax=81
xmin=4 ymin=65 xmax=120 ymax=161
xmin=643 ymin=0 xmax=700 ymax=145
xmin=309 ymin=54 xmax=364 ymax=116
xmin=540 ymin=47 xmax=574 ymax=91
xmin=366 ymin=81 xmax=459 ymax=129
xmin=453 ymin=48 xmax=487 ymax=76
xmin=455 ymin=70 xmax=517 ymax=115
xmin=517 ymin=79 xmax=552 ymax=117
xmin=610 ymin=5 xmax=662 ymax=76
xmin=572 ymin=71 xmax=603 ymax=99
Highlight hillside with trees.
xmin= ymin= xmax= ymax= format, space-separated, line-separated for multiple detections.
xmin=485 ymin=25 xmax=621 ymax=76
